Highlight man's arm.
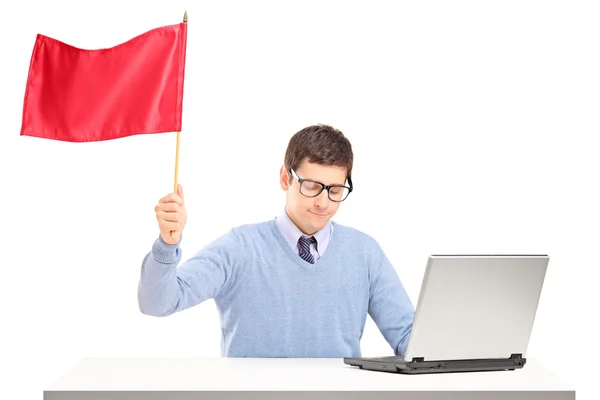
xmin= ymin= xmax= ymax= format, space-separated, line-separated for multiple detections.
xmin=137 ymin=230 xmax=242 ymax=317
xmin=367 ymin=244 xmax=415 ymax=356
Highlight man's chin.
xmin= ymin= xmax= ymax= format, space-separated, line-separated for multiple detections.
xmin=300 ymin=222 xmax=319 ymax=235
xmin=308 ymin=221 xmax=328 ymax=233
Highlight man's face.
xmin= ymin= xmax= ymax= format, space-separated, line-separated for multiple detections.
xmin=279 ymin=159 xmax=348 ymax=235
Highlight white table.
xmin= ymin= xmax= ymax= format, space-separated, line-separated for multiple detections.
xmin=44 ymin=357 xmax=575 ymax=400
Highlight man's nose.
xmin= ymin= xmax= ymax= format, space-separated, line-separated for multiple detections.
xmin=314 ymin=189 xmax=330 ymax=208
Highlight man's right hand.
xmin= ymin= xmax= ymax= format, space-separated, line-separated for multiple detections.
xmin=155 ymin=184 xmax=187 ymax=245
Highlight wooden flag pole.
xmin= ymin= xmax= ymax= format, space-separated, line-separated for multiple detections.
xmin=173 ymin=130 xmax=181 ymax=195
xmin=171 ymin=10 xmax=187 ymax=240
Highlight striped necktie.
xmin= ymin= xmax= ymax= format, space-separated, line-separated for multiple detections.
xmin=297 ymin=236 xmax=317 ymax=264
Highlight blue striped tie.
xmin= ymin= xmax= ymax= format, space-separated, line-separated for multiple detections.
xmin=298 ymin=236 xmax=317 ymax=264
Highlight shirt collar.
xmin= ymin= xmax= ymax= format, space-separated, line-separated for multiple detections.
xmin=276 ymin=206 xmax=330 ymax=252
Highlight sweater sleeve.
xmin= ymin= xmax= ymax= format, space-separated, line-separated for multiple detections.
xmin=367 ymin=243 xmax=415 ymax=356
xmin=137 ymin=230 xmax=242 ymax=317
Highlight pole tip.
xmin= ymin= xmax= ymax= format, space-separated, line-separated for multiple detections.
xmin=183 ymin=11 xmax=188 ymax=23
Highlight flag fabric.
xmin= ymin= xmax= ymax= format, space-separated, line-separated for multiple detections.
xmin=20 ymin=22 xmax=187 ymax=142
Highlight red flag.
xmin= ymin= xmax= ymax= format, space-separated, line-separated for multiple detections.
xmin=20 ymin=22 xmax=187 ymax=142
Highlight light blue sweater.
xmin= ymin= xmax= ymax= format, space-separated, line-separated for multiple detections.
xmin=138 ymin=219 xmax=415 ymax=357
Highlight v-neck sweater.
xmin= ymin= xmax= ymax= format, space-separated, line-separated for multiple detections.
xmin=138 ymin=218 xmax=414 ymax=357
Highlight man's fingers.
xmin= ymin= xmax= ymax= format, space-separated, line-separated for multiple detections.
xmin=159 ymin=193 xmax=172 ymax=204
xmin=157 ymin=210 xmax=182 ymax=223
xmin=157 ymin=202 xmax=183 ymax=213
xmin=161 ymin=221 xmax=183 ymax=231
xmin=159 ymin=192 xmax=184 ymax=205
xmin=156 ymin=186 xmax=185 ymax=238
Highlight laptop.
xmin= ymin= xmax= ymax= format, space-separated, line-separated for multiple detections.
xmin=344 ymin=254 xmax=549 ymax=374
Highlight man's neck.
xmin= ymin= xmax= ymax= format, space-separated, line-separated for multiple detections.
xmin=285 ymin=206 xmax=316 ymax=236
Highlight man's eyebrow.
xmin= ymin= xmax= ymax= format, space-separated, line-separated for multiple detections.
xmin=307 ymin=177 xmax=347 ymax=186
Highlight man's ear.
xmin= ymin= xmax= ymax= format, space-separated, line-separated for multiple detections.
xmin=280 ymin=165 xmax=290 ymax=191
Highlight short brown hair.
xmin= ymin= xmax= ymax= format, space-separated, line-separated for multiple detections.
xmin=284 ymin=124 xmax=353 ymax=185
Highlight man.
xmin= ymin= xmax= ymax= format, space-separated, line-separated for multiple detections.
xmin=138 ymin=124 xmax=414 ymax=357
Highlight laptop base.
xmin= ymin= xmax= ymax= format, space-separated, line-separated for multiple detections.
xmin=343 ymin=354 xmax=526 ymax=374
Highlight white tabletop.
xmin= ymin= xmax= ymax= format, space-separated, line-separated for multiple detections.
xmin=44 ymin=357 xmax=575 ymax=400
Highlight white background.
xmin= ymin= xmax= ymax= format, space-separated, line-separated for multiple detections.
xmin=0 ymin=0 xmax=598 ymax=398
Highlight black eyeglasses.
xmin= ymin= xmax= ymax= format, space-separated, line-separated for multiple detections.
xmin=289 ymin=168 xmax=353 ymax=202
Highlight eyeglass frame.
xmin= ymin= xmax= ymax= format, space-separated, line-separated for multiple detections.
xmin=289 ymin=168 xmax=353 ymax=202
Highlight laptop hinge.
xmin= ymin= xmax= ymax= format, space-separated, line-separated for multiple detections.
xmin=412 ymin=357 xmax=425 ymax=362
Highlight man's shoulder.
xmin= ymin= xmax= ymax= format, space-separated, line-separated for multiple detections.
xmin=201 ymin=219 xmax=273 ymax=254
xmin=230 ymin=218 xmax=274 ymax=238
xmin=332 ymin=221 xmax=380 ymax=249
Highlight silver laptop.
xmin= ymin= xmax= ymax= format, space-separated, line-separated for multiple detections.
xmin=344 ymin=254 xmax=549 ymax=374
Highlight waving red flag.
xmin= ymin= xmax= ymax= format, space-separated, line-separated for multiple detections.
xmin=20 ymin=22 xmax=187 ymax=142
